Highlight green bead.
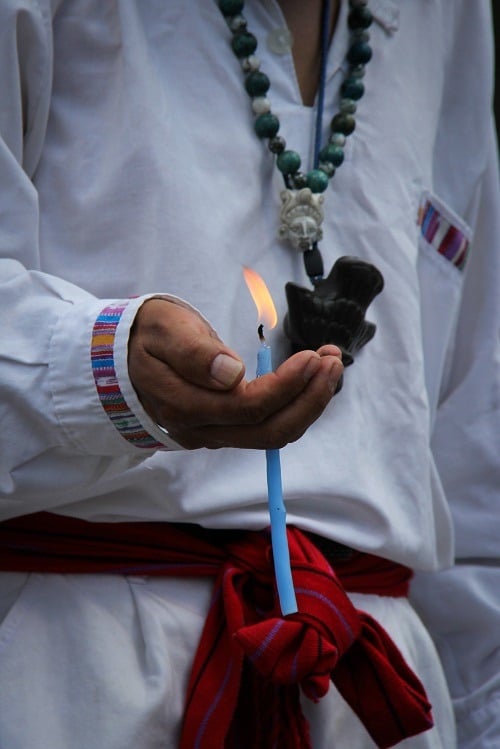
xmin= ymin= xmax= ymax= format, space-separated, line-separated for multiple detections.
xmin=348 ymin=6 xmax=373 ymax=29
xmin=244 ymin=71 xmax=270 ymax=96
xmin=276 ymin=150 xmax=301 ymax=175
xmin=254 ymin=113 xmax=280 ymax=138
xmin=341 ymin=77 xmax=365 ymax=101
xmin=218 ymin=0 xmax=244 ymax=15
xmin=331 ymin=113 xmax=356 ymax=136
xmin=347 ymin=40 xmax=372 ymax=65
xmin=319 ymin=144 xmax=344 ymax=167
xmin=231 ymin=32 xmax=257 ymax=58
xmin=306 ymin=169 xmax=329 ymax=193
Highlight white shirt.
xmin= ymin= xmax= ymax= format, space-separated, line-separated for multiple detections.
xmin=0 ymin=0 xmax=498 ymax=579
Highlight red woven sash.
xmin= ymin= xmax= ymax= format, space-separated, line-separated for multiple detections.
xmin=0 ymin=513 xmax=433 ymax=748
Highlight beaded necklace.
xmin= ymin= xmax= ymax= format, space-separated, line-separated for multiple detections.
xmin=219 ymin=0 xmax=384 ymax=365
xmin=219 ymin=0 xmax=373 ymax=284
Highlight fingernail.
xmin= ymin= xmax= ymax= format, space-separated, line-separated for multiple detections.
xmin=329 ymin=362 xmax=343 ymax=393
xmin=303 ymin=355 xmax=321 ymax=383
xmin=211 ymin=354 xmax=244 ymax=386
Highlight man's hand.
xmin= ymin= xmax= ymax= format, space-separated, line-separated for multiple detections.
xmin=128 ymin=298 xmax=343 ymax=450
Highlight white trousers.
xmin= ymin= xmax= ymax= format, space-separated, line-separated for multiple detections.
xmin=0 ymin=572 xmax=456 ymax=749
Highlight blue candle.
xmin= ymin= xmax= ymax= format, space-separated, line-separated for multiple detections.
xmin=257 ymin=325 xmax=298 ymax=616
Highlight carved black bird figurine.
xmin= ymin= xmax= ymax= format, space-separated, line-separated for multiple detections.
xmin=284 ymin=255 xmax=384 ymax=366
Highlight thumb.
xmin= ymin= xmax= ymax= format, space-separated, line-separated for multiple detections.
xmin=132 ymin=298 xmax=245 ymax=391
xmin=209 ymin=350 xmax=246 ymax=388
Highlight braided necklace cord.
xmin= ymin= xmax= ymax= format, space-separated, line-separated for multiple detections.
xmin=218 ymin=0 xmax=374 ymax=286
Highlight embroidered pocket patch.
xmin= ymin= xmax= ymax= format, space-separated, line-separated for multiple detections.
xmin=417 ymin=192 xmax=471 ymax=271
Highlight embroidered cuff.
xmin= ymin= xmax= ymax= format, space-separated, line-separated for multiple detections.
xmin=91 ymin=299 xmax=180 ymax=451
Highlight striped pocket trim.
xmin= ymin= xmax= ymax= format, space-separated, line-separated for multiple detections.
xmin=91 ymin=302 xmax=165 ymax=449
xmin=418 ymin=196 xmax=470 ymax=271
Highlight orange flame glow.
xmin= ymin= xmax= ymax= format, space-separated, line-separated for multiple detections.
xmin=243 ymin=267 xmax=278 ymax=330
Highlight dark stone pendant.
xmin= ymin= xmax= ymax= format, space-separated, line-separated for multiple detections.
xmin=284 ymin=255 xmax=384 ymax=367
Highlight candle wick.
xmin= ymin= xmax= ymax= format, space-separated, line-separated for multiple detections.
xmin=258 ymin=324 xmax=265 ymax=342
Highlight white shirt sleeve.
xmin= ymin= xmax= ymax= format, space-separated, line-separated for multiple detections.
xmin=0 ymin=1 xmax=181 ymax=519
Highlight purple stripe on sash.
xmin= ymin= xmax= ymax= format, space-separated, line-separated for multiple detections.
xmin=295 ymin=587 xmax=355 ymax=643
xmin=194 ymin=661 xmax=234 ymax=749
xmin=249 ymin=619 xmax=285 ymax=662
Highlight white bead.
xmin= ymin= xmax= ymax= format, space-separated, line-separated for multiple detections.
xmin=352 ymin=29 xmax=370 ymax=42
xmin=339 ymin=98 xmax=357 ymax=114
xmin=350 ymin=64 xmax=366 ymax=78
xmin=251 ymin=96 xmax=271 ymax=114
xmin=330 ymin=133 xmax=346 ymax=147
xmin=228 ymin=14 xmax=247 ymax=32
xmin=241 ymin=54 xmax=261 ymax=72
xmin=319 ymin=162 xmax=335 ymax=177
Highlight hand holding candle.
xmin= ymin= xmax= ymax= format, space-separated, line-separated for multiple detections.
xmin=243 ymin=267 xmax=298 ymax=616
xmin=128 ymin=296 xmax=343 ymax=450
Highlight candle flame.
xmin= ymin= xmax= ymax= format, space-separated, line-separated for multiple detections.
xmin=243 ymin=267 xmax=278 ymax=330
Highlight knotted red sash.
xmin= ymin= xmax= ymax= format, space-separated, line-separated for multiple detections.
xmin=0 ymin=513 xmax=433 ymax=748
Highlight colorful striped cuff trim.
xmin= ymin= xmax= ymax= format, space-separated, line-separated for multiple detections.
xmin=91 ymin=302 xmax=165 ymax=449
xmin=418 ymin=198 xmax=470 ymax=271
